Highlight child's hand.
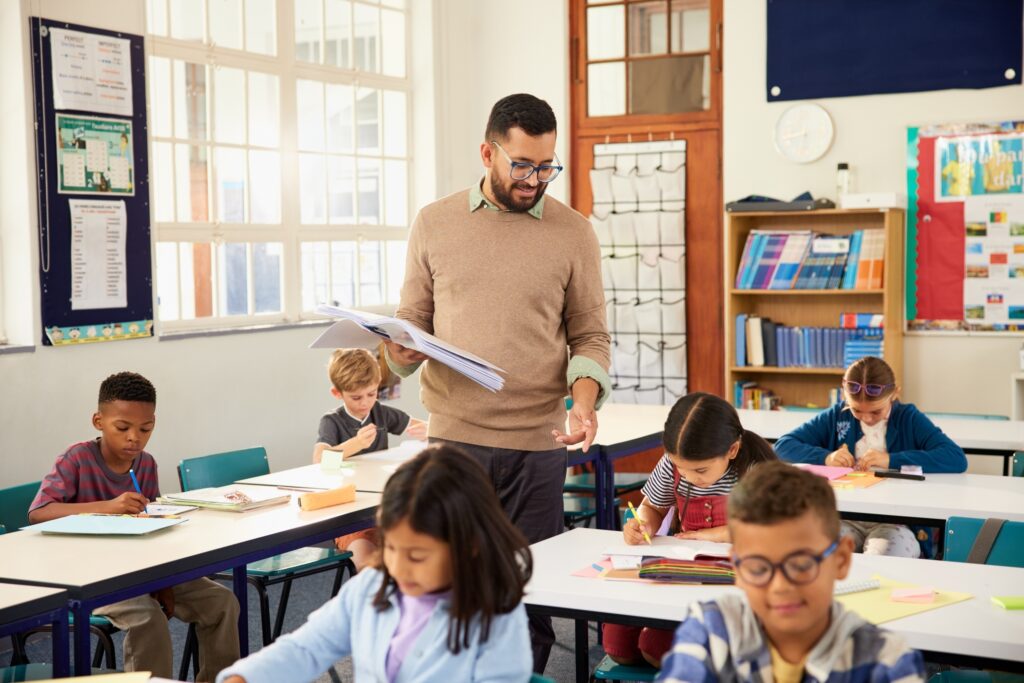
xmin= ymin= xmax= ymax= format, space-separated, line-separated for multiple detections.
xmin=825 ymin=445 xmax=854 ymax=468
xmin=221 ymin=677 xmax=247 ymax=683
xmin=857 ymin=449 xmax=889 ymax=471
xmin=405 ymin=419 xmax=427 ymax=440
xmin=343 ymin=425 xmax=377 ymax=458
xmin=623 ymin=517 xmax=650 ymax=545
xmin=151 ymin=586 xmax=175 ymax=619
xmin=106 ymin=492 xmax=149 ymax=514
xmin=675 ymin=526 xmax=730 ymax=543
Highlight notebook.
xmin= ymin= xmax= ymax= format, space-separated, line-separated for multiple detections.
xmin=601 ymin=536 xmax=732 ymax=561
xmin=28 ymin=514 xmax=186 ymax=536
xmin=158 ymin=486 xmax=290 ymax=512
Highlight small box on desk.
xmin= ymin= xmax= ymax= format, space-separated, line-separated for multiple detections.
xmin=838 ymin=192 xmax=907 ymax=210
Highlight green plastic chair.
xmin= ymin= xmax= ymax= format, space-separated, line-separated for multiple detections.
xmin=0 ymin=664 xmax=110 ymax=681
xmin=1012 ymin=451 xmax=1023 ymax=478
xmin=929 ymin=671 xmax=1024 ymax=682
xmin=177 ymin=447 xmax=356 ymax=665
xmin=530 ymin=675 xmax=556 ymax=683
xmin=593 ymin=654 xmax=659 ymax=681
xmin=944 ymin=517 xmax=1024 ymax=568
xmin=0 ymin=481 xmax=117 ymax=669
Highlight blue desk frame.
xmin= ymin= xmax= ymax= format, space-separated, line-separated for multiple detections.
xmin=591 ymin=430 xmax=665 ymax=530
xmin=0 ymin=586 xmax=70 ymax=677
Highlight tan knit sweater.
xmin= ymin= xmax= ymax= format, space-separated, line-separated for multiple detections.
xmin=396 ymin=189 xmax=611 ymax=451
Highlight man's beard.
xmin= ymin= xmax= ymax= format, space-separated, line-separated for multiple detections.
xmin=490 ymin=174 xmax=546 ymax=213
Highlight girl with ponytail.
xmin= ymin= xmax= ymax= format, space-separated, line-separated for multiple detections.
xmin=602 ymin=391 xmax=776 ymax=667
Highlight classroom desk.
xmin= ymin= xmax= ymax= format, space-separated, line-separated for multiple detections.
xmin=237 ymin=442 xmax=422 ymax=493
xmin=526 ymin=528 xmax=1024 ymax=683
xmin=0 ymin=490 xmax=380 ymax=675
xmin=0 ymin=583 xmax=70 ymax=677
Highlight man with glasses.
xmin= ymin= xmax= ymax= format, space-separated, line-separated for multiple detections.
xmin=656 ymin=462 xmax=925 ymax=683
xmin=383 ymin=93 xmax=610 ymax=673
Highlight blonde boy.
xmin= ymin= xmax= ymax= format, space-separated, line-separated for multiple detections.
xmin=657 ymin=462 xmax=925 ymax=683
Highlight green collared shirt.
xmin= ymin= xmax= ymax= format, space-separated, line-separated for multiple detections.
xmin=469 ymin=179 xmax=546 ymax=220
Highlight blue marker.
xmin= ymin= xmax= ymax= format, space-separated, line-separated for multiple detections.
xmin=129 ymin=468 xmax=148 ymax=514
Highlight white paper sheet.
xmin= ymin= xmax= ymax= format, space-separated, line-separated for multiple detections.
xmin=601 ymin=536 xmax=731 ymax=560
xmin=50 ymin=28 xmax=133 ymax=116
xmin=962 ymin=196 xmax=1024 ymax=325
xmin=69 ymin=199 xmax=127 ymax=310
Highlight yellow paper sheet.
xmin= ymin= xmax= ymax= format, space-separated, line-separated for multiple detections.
xmin=836 ymin=575 xmax=972 ymax=624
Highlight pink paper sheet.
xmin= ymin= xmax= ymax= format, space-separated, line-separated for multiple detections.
xmin=571 ymin=558 xmax=612 ymax=578
xmin=796 ymin=464 xmax=854 ymax=481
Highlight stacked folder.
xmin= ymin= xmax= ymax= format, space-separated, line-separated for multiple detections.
xmin=637 ymin=556 xmax=736 ymax=584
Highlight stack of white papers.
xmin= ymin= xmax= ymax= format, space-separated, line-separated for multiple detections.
xmin=310 ymin=306 xmax=506 ymax=392
xmin=601 ymin=536 xmax=732 ymax=561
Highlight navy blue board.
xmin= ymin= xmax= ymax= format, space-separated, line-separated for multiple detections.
xmin=767 ymin=0 xmax=1022 ymax=101
xmin=30 ymin=17 xmax=152 ymax=345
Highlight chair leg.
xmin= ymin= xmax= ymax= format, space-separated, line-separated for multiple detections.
xmin=11 ymin=633 xmax=29 ymax=665
xmin=331 ymin=561 xmax=354 ymax=597
xmin=179 ymin=623 xmax=198 ymax=681
xmin=272 ymin=577 xmax=293 ymax=641
xmin=250 ymin=577 xmax=273 ymax=647
xmin=89 ymin=625 xmax=116 ymax=670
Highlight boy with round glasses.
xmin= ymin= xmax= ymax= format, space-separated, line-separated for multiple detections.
xmin=657 ymin=462 xmax=925 ymax=683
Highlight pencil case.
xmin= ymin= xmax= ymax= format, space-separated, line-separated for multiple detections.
xmin=298 ymin=483 xmax=357 ymax=511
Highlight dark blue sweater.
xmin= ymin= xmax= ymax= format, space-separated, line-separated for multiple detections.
xmin=773 ymin=401 xmax=968 ymax=473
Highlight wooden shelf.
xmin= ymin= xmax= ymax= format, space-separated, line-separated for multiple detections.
xmin=730 ymin=289 xmax=885 ymax=296
xmin=730 ymin=366 xmax=845 ymax=375
xmin=726 ymin=208 xmax=891 ymax=218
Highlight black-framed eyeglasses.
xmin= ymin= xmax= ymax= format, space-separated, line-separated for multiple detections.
xmin=843 ymin=380 xmax=894 ymax=398
xmin=732 ymin=541 xmax=838 ymax=587
xmin=491 ymin=140 xmax=563 ymax=183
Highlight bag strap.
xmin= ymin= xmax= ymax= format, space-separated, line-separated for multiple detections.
xmin=965 ymin=518 xmax=1006 ymax=564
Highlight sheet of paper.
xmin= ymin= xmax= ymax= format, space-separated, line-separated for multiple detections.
xmin=836 ymin=575 xmax=971 ymax=624
xmin=356 ymin=439 xmax=426 ymax=462
xmin=31 ymin=515 xmax=185 ymax=535
xmin=891 ymin=587 xmax=935 ymax=603
xmin=69 ymin=199 xmax=127 ymax=310
xmin=320 ymin=450 xmax=344 ymax=471
xmin=794 ymin=464 xmax=854 ymax=480
xmin=50 ymin=27 xmax=133 ymax=116
xmin=601 ymin=536 xmax=732 ymax=561
xmin=141 ymin=504 xmax=198 ymax=517
xmin=571 ymin=558 xmax=613 ymax=578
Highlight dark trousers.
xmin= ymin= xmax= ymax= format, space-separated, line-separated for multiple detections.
xmin=430 ymin=438 xmax=567 ymax=674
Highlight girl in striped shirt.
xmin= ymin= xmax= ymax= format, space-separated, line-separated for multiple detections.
xmin=603 ymin=392 xmax=777 ymax=668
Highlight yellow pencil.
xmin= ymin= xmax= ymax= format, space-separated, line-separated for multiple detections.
xmin=627 ymin=500 xmax=652 ymax=545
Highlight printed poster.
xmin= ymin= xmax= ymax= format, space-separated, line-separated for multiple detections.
xmin=57 ymin=114 xmax=134 ymax=195
xmin=69 ymin=199 xmax=127 ymax=311
xmin=962 ymin=196 xmax=1024 ymax=324
xmin=49 ymin=27 xmax=133 ymax=116
xmin=935 ymin=132 xmax=1024 ymax=202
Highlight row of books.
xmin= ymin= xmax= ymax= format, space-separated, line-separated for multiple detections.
xmin=733 ymin=381 xmax=781 ymax=410
xmin=733 ymin=229 xmax=885 ymax=290
xmin=736 ymin=313 xmax=883 ymax=368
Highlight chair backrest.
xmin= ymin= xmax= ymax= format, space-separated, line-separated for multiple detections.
xmin=178 ymin=447 xmax=270 ymax=491
xmin=0 ymin=481 xmax=42 ymax=533
xmin=1013 ymin=451 xmax=1023 ymax=478
xmin=944 ymin=516 xmax=1024 ymax=568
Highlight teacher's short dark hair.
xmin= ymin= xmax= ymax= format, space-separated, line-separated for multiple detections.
xmin=484 ymin=93 xmax=557 ymax=142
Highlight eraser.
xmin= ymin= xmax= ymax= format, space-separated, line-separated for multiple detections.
xmin=991 ymin=596 xmax=1024 ymax=610
xmin=900 ymin=465 xmax=923 ymax=475
xmin=890 ymin=587 xmax=935 ymax=604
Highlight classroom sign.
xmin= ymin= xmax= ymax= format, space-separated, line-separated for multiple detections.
xmin=934 ymin=132 xmax=1024 ymax=202
xmin=56 ymin=113 xmax=134 ymax=195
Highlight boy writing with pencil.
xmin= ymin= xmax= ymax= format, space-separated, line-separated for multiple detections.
xmin=28 ymin=371 xmax=240 ymax=680
xmin=657 ymin=462 xmax=925 ymax=682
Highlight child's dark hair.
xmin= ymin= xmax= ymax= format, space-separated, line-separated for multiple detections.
xmin=844 ymin=356 xmax=897 ymax=400
xmin=663 ymin=392 xmax=775 ymax=477
xmin=98 ymin=372 xmax=156 ymax=405
xmin=372 ymin=444 xmax=532 ymax=653
xmin=484 ymin=93 xmax=557 ymax=142
xmin=728 ymin=461 xmax=841 ymax=539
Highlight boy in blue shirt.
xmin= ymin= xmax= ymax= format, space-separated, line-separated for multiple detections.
xmin=657 ymin=462 xmax=925 ymax=683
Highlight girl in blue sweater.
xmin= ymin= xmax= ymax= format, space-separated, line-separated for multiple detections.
xmin=774 ymin=356 xmax=966 ymax=557
xmin=218 ymin=445 xmax=532 ymax=683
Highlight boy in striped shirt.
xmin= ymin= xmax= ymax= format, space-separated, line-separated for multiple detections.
xmin=657 ymin=462 xmax=924 ymax=683
xmin=29 ymin=371 xmax=240 ymax=680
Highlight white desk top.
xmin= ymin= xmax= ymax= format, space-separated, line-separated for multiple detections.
xmin=0 ymin=583 xmax=68 ymax=621
xmin=833 ymin=473 xmax=1024 ymax=522
xmin=0 ymin=490 xmax=381 ymax=597
xmin=238 ymin=443 xmax=421 ymax=493
xmin=527 ymin=528 xmax=1024 ymax=664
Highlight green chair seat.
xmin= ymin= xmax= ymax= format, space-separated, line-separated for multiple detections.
xmin=593 ymin=654 xmax=659 ymax=681
xmin=929 ymin=672 xmax=1024 ymax=682
xmin=564 ymin=472 xmax=649 ymax=495
xmin=245 ymin=546 xmax=353 ymax=577
xmin=1 ymin=664 xmax=113 ymax=681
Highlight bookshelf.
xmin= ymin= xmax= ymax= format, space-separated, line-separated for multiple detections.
xmin=725 ymin=208 xmax=904 ymax=409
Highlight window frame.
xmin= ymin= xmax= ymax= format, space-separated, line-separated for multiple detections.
xmin=146 ymin=0 xmax=413 ymax=333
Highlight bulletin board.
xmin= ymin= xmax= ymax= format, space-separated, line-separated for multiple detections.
xmin=30 ymin=17 xmax=153 ymax=346
xmin=906 ymin=121 xmax=1024 ymax=331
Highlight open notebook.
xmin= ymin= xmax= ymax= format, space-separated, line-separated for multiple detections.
xmin=601 ymin=536 xmax=732 ymax=561
xmin=158 ymin=486 xmax=290 ymax=512
xmin=28 ymin=514 xmax=186 ymax=536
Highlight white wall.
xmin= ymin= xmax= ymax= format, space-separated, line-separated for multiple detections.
xmin=723 ymin=1 xmax=1023 ymax=418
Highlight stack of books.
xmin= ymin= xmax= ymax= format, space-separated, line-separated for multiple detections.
xmin=734 ymin=230 xmax=885 ymax=290
xmin=735 ymin=313 xmax=883 ymax=369
xmin=637 ymin=556 xmax=735 ymax=584
xmin=732 ymin=381 xmax=780 ymax=410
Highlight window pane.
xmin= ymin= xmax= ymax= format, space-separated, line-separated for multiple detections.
xmin=295 ymin=0 xmax=322 ymax=63
xmin=170 ymin=0 xmax=204 ymax=41
xmin=326 ymin=83 xmax=354 ymax=153
xmin=670 ymin=0 xmax=709 ymax=53
xmin=249 ymin=150 xmax=281 ymax=223
xmin=253 ymin=242 xmax=283 ymax=313
xmin=209 ymin=0 xmax=243 ymax=50
xmin=381 ymin=0 xmax=403 ymax=7
xmin=355 ymin=87 xmax=380 ymax=154
xmin=331 ymin=241 xmax=356 ymax=306
xmin=173 ymin=61 xmax=207 ymax=141
xmin=180 ymin=242 xmax=204 ymax=319
xmin=156 ymin=242 xmax=179 ymax=320
xmin=353 ymin=3 xmax=379 ymax=72
xmin=328 ymin=155 xmax=355 ymax=224
xmin=218 ymin=243 xmax=249 ymax=315
xmin=383 ymin=159 xmax=406 ymax=226
xmin=149 ymin=56 xmax=172 ymax=138
xmin=245 ymin=0 xmax=277 ymax=54
xmin=152 ymin=142 xmax=175 ymax=221
xmin=148 ymin=0 xmax=168 ymax=35
xmin=248 ymin=72 xmax=280 ymax=147
xmin=381 ymin=9 xmax=405 ymax=77
xmin=587 ymin=5 xmax=625 ymax=60
xmin=382 ymin=90 xmax=406 ymax=156
xmin=359 ymin=241 xmax=383 ymax=305
xmin=297 ymin=80 xmax=325 ymax=151
xmin=629 ymin=1 xmax=668 ymax=56
xmin=385 ymin=240 xmax=406 ymax=303
xmin=588 ymin=62 xmax=626 ymax=116
xmin=299 ymin=153 xmax=326 ymax=223
xmin=175 ymin=144 xmax=209 ymax=221
xmin=325 ymin=0 xmax=351 ymax=68
xmin=357 ymin=158 xmax=381 ymax=224
xmin=629 ymin=54 xmax=707 ymax=114
xmin=214 ymin=67 xmax=246 ymax=144
xmin=216 ymin=147 xmax=247 ymax=222
xmin=301 ymin=241 xmax=329 ymax=309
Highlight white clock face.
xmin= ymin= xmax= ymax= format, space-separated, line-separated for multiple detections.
xmin=773 ymin=103 xmax=834 ymax=163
